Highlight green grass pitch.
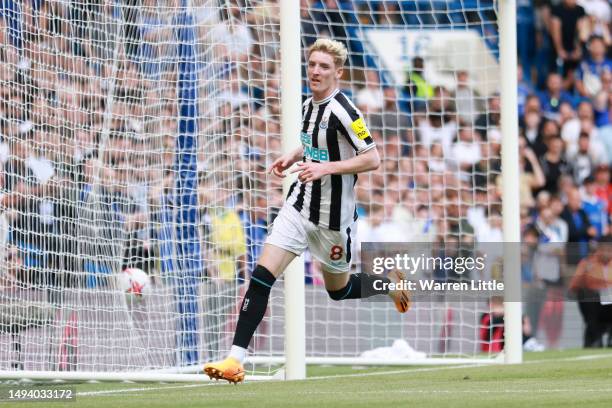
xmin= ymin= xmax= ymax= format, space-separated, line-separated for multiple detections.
xmin=3 ymin=349 xmax=612 ymax=408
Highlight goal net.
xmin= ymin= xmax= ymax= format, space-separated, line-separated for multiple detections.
xmin=0 ymin=0 xmax=506 ymax=380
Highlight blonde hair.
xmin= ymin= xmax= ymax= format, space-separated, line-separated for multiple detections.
xmin=307 ymin=38 xmax=348 ymax=68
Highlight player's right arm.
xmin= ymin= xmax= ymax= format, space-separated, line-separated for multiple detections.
xmin=269 ymin=146 xmax=304 ymax=178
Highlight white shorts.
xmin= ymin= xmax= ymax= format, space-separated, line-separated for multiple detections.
xmin=266 ymin=205 xmax=356 ymax=273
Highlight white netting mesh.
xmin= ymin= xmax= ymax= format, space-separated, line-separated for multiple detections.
xmin=0 ymin=0 xmax=504 ymax=376
xmin=297 ymin=0 xmax=504 ymax=368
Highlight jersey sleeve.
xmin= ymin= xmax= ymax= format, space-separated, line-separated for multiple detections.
xmin=334 ymin=96 xmax=376 ymax=154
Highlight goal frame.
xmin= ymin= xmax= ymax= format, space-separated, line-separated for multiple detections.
xmin=280 ymin=0 xmax=523 ymax=379
xmin=0 ymin=0 xmax=521 ymax=383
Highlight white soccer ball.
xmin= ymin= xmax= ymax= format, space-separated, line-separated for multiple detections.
xmin=117 ymin=268 xmax=152 ymax=299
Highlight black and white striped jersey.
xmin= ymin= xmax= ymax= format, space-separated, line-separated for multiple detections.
xmin=286 ymin=89 xmax=376 ymax=231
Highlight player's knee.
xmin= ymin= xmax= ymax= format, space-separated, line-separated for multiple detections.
xmin=327 ymin=283 xmax=351 ymax=301
xmin=326 ymin=289 xmax=345 ymax=301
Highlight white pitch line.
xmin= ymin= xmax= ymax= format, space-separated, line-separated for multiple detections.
xmin=77 ymin=367 xmax=475 ymax=398
xmin=79 ymin=383 xmax=216 ymax=397
xmin=77 ymin=352 xmax=612 ymax=398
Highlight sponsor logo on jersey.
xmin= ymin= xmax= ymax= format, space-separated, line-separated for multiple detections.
xmin=350 ymin=117 xmax=370 ymax=140
xmin=301 ymin=132 xmax=311 ymax=145
xmin=304 ymin=145 xmax=329 ymax=161
xmin=301 ymin=132 xmax=329 ymax=161
xmin=319 ymin=121 xmax=328 ymax=129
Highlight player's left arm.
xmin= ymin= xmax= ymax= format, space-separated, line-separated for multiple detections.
xmin=291 ymin=148 xmax=380 ymax=183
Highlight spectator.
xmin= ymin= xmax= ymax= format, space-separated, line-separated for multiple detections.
xmin=479 ymin=295 xmax=545 ymax=352
xmin=417 ymin=87 xmax=457 ymax=156
xmin=355 ymin=69 xmax=384 ymax=114
xmin=450 ymin=126 xmax=482 ymax=181
xmin=558 ymin=174 xmax=577 ymax=204
xmin=523 ymin=226 xmax=542 ymax=334
xmin=517 ymin=0 xmax=536 ymax=85
xmin=210 ymin=195 xmax=247 ymax=283
xmin=521 ymin=95 xmax=547 ymax=157
xmin=536 ymin=190 xmax=552 ymax=212
xmin=550 ymin=0 xmax=588 ymax=76
xmin=355 ymin=2 xmax=374 ymax=25
xmin=541 ymin=119 xmax=563 ymax=151
xmin=522 ymin=314 xmax=546 ymax=352
xmin=468 ymin=189 xmax=492 ymax=237
xmin=42 ymin=128 xmax=86 ymax=288
xmin=575 ymin=35 xmax=612 ymax=99
xmin=533 ymin=1 xmax=555 ymax=88
xmin=517 ymin=64 xmax=534 ymax=116
xmin=479 ymin=296 xmax=505 ymax=353
xmin=125 ymin=138 xmax=156 ymax=272
xmin=6 ymin=129 xmax=50 ymax=265
xmin=211 ymin=5 xmax=254 ymax=63
xmin=593 ymin=165 xmax=611 ymax=217
xmin=103 ymin=135 xmax=151 ymax=273
xmin=357 ymin=200 xmax=407 ymax=243
xmin=591 ymin=87 xmax=610 ymax=128
xmin=218 ymin=69 xmax=250 ymax=110
xmin=550 ymin=194 xmax=567 ymax=220
xmin=569 ymin=236 xmax=612 ymax=348
xmin=561 ymin=188 xmax=597 ymax=265
xmin=427 ymin=143 xmax=447 ymax=174
xmin=559 ymin=101 xmax=581 ymax=152
xmin=538 ymin=72 xmax=575 ymax=121
xmin=522 ymin=137 xmax=546 ymax=209
xmin=567 ymin=132 xmax=608 ymax=184
xmin=246 ymin=0 xmax=280 ymax=62
xmin=600 ymin=119 xmax=612 ymax=163
xmin=580 ymin=176 xmax=609 ymax=238
xmin=539 ymin=135 xmax=570 ymax=195
xmin=300 ymin=0 xmax=319 ymax=47
xmin=312 ymin=0 xmax=352 ymax=42
xmin=476 ymin=210 xmax=503 ymax=243
xmin=532 ymin=205 xmax=568 ymax=349
xmin=12 ymin=128 xmax=82 ymax=289
xmin=139 ymin=2 xmax=174 ymax=81
xmin=577 ymin=0 xmax=611 ymax=44
xmin=533 ymin=206 xmax=568 ymax=286
xmin=374 ymin=1 xmax=403 ymax=25
xmin=562 ymin=101 xmax=607 ymax=151
xmin=454 ymin=70 xmax=484 ymax=124
xmin=0 ymin=244 xmax=22 ymax=288
xmin=475 ymin=93 xmax=501 ymax=142
xmin=445 ymin=190 xmax=474 ymax=237
xmin=368 ymin=87 xmax=412 ymax=154
xmin=404 ymin=56 xmax=433 ymax=112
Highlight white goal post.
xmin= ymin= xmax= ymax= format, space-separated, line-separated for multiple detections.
xmin=498 ymin=0 xmax=523 ymax=365
xmin=0 ymin=0 xmax=521 ymax=382
xmin=284 ymin=0 xmax=522 ymax=379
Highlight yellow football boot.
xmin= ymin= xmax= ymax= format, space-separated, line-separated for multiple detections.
xmin=387 ymin=269 xmax=411 ymax=313
xmin=204 ymin=357 xmax=245 ymax=384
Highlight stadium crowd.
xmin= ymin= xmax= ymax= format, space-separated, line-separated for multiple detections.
xmin=0 ymin=0 xmax=610 ymax=348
